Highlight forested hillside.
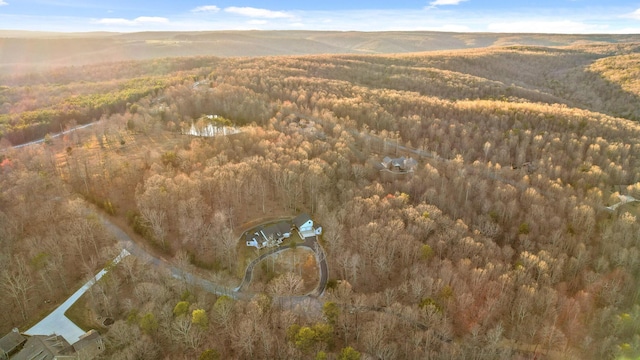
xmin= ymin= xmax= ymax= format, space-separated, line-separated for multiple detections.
xmin=1 ymin=30 xmax=640 ymax=74
xmin=1 ymin=41 xmax=640 ymax=359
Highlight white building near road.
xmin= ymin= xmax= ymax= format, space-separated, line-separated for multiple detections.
xmin=293 ymin=213 xmax=322 ymax=239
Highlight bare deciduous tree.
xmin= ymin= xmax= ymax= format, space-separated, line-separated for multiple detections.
xmin=1 ymin=259 xmax=33 ymax=321
xmin=140 ymin=207 xmax=167 ymax=249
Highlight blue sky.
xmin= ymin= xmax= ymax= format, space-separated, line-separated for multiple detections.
xmin=1 ymin=0 xmax=640 ymax=33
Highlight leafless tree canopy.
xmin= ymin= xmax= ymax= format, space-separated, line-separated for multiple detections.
xmin=2 ymin=41 xmax=640 ymax=359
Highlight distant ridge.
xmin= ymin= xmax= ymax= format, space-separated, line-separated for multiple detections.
xmin=1 ymin=30 xmax=639 ymax=74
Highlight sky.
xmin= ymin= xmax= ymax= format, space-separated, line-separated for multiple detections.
xmin=1 ymin=0 xmax=640 ymax=33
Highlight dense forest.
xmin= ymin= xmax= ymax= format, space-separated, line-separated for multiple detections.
xmin=1 ymin=40 xmax=640 ymax=359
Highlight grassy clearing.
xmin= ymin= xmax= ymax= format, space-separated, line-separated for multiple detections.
xmin=64 ymin=292 xmax=106 ymax=333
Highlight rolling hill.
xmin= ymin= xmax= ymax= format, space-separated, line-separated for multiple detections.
xmin=1 ymin=30 xmax=640 ymax=74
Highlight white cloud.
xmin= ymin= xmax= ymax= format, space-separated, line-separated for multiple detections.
xmin=224 ymin=6 xmax=293 ymax=19
xmin=192 ymin=5 xmax=220 ymax=13
xmin=624 ymin=8 xmax=640 ymax=20
xmin=0 ymin=1 xmax=8 ymax=6
xmin=95 ymin=16 xmax=168 ymax=26
xmin=4 ymin=4 xmax=636 ymax=34
xmin=429 ymin=0 xmax=467 ymax=7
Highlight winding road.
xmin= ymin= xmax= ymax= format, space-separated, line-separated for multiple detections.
xmin=7 ymin=123 xmax=96 ymax=150
xmin=99 ymin=214 xmax=329 ymax=301
xmin=22 ymin=193 xmax=328 ymax=342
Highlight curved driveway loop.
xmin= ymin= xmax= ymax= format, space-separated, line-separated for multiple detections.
xmin=235 ymin=236 xmax=328 ymax=296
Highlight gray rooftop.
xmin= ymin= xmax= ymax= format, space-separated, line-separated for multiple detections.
xmin=0 ymin=329 xmax=26 ymax=356
xmin=293 ymin=213 xmax=312 ymax=228
xmin=261 ymin=221 xmax=291 ymax=240
xmin=12 ymin=335 xmax=71 ymax=360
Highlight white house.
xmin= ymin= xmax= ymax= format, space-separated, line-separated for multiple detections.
xmin=245 ymin=222 xmax=292 ymax=249
xmin=246 ymin=214 xmax=322 ymax=248
xmin=293 ymin=213 xmax=322 ymax=239
xmin=294 ymin=214 xmax=313 ymax=232
xmin=245 ymin=231 xmax=266 ymax=249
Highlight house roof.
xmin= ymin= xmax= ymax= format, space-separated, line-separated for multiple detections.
xmin=293 ymin=213 xmax=312 ymax=228
xmin=12 ymin=335 xmax=71 ymax=360
xmin=404 ymin=157 xmax=418 ymax=169
xmin=261 ymin=221 xmax=291 ymax=240
xmin=382 ymin=156 xmax=417 ymax=171
xmin=70 ymin=330 xmax=104 ymax=359
xmin=72 ymin=330 xmax=103 ymax=354
xmin=245 ymin=227 xmax=263 ymax=243
xmin=0 ymin=329 xmax=26 ymax=355
xmin=391 ymin=156 xmax=406 ymax=167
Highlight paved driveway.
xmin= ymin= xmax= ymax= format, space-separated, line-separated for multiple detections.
xmin=235 ymin=235 xmax=328 ymax=297
xmin=24 ymin=249 xmax=130 ymax=343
